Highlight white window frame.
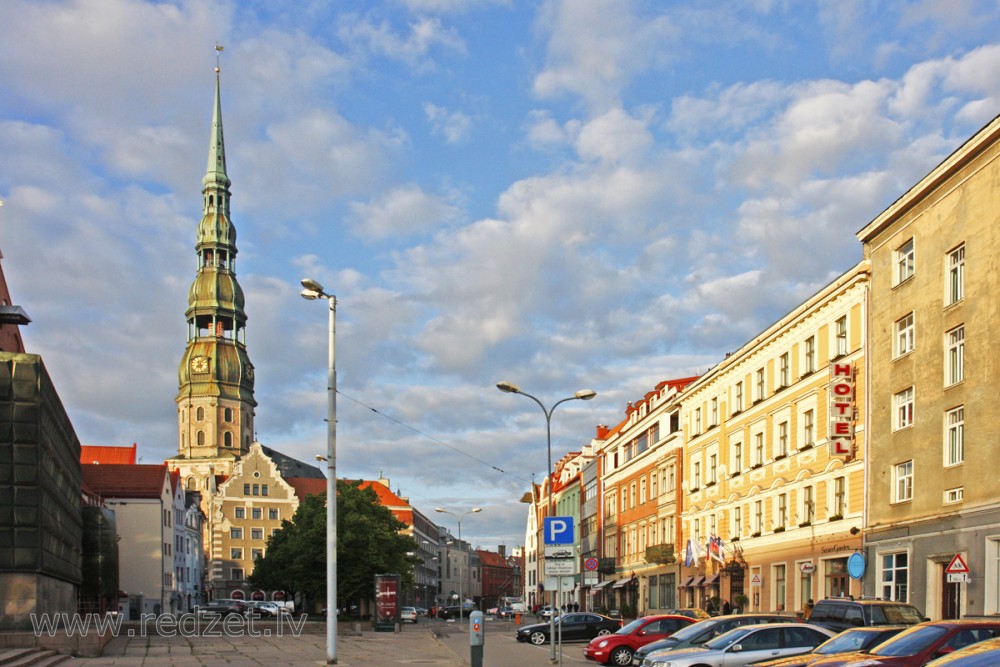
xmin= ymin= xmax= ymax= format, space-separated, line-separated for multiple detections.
xmin=709 ymin=453 xmax=717 ymax=484
xmin=834 ymin=315 xmax=848 ymax=358
xmin=894 ymin=387 xmax=914 ymax=430
xmin=893 ymin=460 xmax=914 ymax=503
xmin=945 ymin=406 xmax=964 ymax=467
xmin=947 ymin=244 xmax=965 ymax=306
xmin=779 ymin=352 xmax=790 ymax=388
xmin=832 ymin=476 xmax=846 ymax=517
xmin=946 ymin=325 xmax=965 ymax=386
xmin=777 ymin=421 xmax=789 ymax=457
xmin=896 ymin=238 xmax=915 ymax=285
xmin=944 ymin=487 xmax=964 ymax=504
xmin=732 ymin=440 xmax=742 ymax=474
xmin=804 ymin=336 xmax=816 ymax=375
xmin=733 ymin=506 xmax=742 ymax=539
xmin=894 ymin=312 xmax=914 ymax=358
xmin=710 ymin=397 xmax=719 ymax=426
xmin=734 ymin=381 xmax=744 ymax=413
xmin=755 ymin=368 xmax=766 ymax=402
xmin=802 ymin=409 xmax=815 ymax=448
xmin=776 ymin=493 xmax=788 ymax=528
xmin=693 ymin=461 xmax=701 ymax=489
xmin=754 ymin=432 xmax=765 ymax=466
xmin=802 ymin=485 xmax=815 ymax=524
xmin=879 ymin=551 xmax=909 ymax=602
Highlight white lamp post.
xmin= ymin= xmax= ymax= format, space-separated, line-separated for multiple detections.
xmin=496 ymin=381 xmax=596 ymax=663
xmin=435 ymin=507 xmax=481 ymax=621
xmin=301 ymin=278 xmax=337 ymax=664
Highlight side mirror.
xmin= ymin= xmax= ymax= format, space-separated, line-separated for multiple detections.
xmin=730 ymin=644 xmax=744 ymax=652
xmin=936 ymin=646 xmax=956 ymax=656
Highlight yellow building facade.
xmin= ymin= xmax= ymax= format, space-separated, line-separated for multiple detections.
xmin=858 ymin=114 xmax=1000 ymax=620
xmin=679 ymin=262 xmax=868 ymax=615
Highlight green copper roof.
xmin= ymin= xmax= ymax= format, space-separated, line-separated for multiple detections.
xmin=203 ymin=69 xmax=230 ymax=189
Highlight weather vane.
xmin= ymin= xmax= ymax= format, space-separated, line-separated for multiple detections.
xmin=215 ymin=42 xmax=224 ymax=72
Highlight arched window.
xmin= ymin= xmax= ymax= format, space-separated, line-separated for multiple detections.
xmin=196 ymin=407 xmax=204 ymax=421
xmin=186 ymin=476 xmax=196 ymax=490
xmin=224 ymin=408 xmax=233 ymax=422
xmin=224 ymin=432 xmax=233 ymax=448
xmin=197 ymin=430 xmax=205 ymax=446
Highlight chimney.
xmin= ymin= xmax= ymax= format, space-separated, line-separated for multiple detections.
xmin=498 ymin=545 xmax=506 ymax=558
xmin=595 ymin=424 xmax=610 ymax=440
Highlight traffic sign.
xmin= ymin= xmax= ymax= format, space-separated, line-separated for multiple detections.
xmin=946 ymin=553 xmax=970 ymax=574
xmin=584 ymin=557 xmax=599 ymax=571
xmin=750 ymin=573 xmax=762 ymax=587
xmin=545 ymin=558 xmax=577 ymax=576
xmin=947 ymin=573 xmax=970 ymax=583
xmin=543 ymin=517 xmax=575 ymax=545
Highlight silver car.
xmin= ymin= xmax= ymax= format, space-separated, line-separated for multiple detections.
xmin=642 ymin=622 xmax=834 ymax=667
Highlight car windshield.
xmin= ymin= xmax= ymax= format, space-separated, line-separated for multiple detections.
xmin=815 ymin=629 xmax=877 ymax=654
xmin=872 ymin=605 xmax=924 ymax=624
xmin=871 ymin=625 xmax=948 ymax=656
xmin=703 ymin=626 xmax=755 ymax=651
xmin=617 ymin=618 xmax=648 ymax=635
xmin=665 ymin=619 xmax=717 ymax=642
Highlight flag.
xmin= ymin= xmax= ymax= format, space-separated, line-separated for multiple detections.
xmin=693 ymin=538 xmax=705 ymax=563
xmin=684 ymin=540 xmax=695 ymax=567
xmin=709 ymin=536 xmax=726 ymax=563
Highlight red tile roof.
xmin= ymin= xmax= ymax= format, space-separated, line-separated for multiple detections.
xmin=81 ymin=463 xmax=170 ymax=499
xmin=80 ymin=443 xmax=137 ymax=465
xmin=286 ymin=477 xmax=328 ymax=499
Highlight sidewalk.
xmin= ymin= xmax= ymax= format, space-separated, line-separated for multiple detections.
xmin=63 ymin=622 xmax=467 ymax=666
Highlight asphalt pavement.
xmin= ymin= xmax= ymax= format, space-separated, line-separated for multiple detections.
xmin=55 ymin=615 xmax=596 ymax=666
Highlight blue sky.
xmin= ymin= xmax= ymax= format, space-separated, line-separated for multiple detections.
xmin=3 ymin=0 xmax=1000 ymax=551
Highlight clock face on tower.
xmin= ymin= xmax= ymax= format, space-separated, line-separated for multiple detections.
xmin=245 ymin=364 xmax=254 ymax=380
xmin=191 ymin=355 xmax=209 ymax=373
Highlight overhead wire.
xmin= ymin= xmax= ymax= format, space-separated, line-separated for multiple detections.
xmin=336 ymin=389 xmax=533 ymax=485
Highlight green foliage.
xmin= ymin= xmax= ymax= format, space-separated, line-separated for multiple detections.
xmin=248 ymin=480 xmax=419 ymax=610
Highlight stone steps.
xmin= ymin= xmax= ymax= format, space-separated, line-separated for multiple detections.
xmin=0 ymin=648 xmax=69 ymax=667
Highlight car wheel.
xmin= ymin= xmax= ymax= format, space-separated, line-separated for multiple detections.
xmin=596 ymin=629 xmax=612 ymax=636
xmin=609 ymin=646 xmax=633 ymax=666
xmin=529 ymin=631 xmax=548 ymax=645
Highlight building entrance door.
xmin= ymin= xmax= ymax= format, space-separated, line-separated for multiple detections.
xmin=941 ymin=565 xmax=961 ymax=619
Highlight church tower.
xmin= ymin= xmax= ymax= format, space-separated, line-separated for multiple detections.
xmin=169 ymin=62 xmax=256 ymax=492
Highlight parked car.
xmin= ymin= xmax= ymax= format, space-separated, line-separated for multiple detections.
xmin=584 ymin=614 xmax=694 ymax=665
xmin=664 ymin=608 xmax=712 ymax=620
xmin=640 ymin=622 xmax=835 ymax=667
xmin=539 ymin=605 xmax=560 ymax=619
xmin=436 ymin=605 xmax=466 ymax=620
xmin=806 ymin=619 xmax=1000 ymax=667
xmin=515 ymin=612 xmax=623 ymax=645
xmin=807 ymin=598 xmax=924 ymax=633
xmin=925 ymin=635 xmax=1000 ymax=666
xmin=634 ymin=613 xmax=796 ymax=666
xmin=496 ymin=607 xmax=516 ymax=619
xmin=750 ymin=625 xmax=907 ymax=667
xmin=249 ymin=601 xmax=284 ymax=617
xmin=196 ymin=600 xmax=251 ymax=618
xmin=400 ymin=606 xmax=418 ymax=623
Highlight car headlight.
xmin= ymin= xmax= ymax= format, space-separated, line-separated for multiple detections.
xmin=597 ymin=639 xmax=610 ymax=648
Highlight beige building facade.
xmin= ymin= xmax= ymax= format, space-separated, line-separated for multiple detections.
xmin=680 ymin=262 xmax=868 ymax=615
xmin=859 ymin=114 xmax=1000 ymax=620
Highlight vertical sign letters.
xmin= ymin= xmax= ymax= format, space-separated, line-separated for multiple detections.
xmin=829 ymin=362 xmax=854 ymax=457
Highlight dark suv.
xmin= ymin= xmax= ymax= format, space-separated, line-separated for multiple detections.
xmin=808 ymin=598 xmax=924 ymax=633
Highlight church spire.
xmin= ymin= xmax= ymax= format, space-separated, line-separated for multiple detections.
xmin=176 ymin=53 xmax=256 ymax=461
xmin=203 ymin=56 xmax=230 ymax=192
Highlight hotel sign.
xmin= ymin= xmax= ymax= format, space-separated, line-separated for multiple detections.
xmin=829 ymin=362 xmax=854 ymax=457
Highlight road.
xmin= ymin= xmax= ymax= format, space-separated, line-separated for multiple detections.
xmin=428 ymin=616 xmax=594 ymax=667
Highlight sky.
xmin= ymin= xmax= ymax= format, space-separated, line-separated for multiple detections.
xmin=3 ymin=0 xmax=1000 ymax=552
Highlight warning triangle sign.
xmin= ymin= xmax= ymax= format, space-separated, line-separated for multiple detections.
xmin=946 ymin=553 xmax=970 ymax=574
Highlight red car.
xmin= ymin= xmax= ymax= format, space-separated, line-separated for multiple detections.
xmin=808 ymin=619 xmax=1000 ymax=667
xmin=583 ymin=614 xmax=693 ymax=666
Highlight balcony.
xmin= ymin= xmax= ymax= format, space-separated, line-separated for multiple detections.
xmin=645 ymin=544 xmax=676 ymax=565
xmin=597 ymin=558 xmax=616 ymax=574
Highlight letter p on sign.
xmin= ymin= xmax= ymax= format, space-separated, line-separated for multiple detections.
xmin=544 ymin=517 xmax=574 ymax=545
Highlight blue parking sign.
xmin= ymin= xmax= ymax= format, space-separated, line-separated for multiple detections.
xmin=544 ymin=517 xmax=574 ymax=545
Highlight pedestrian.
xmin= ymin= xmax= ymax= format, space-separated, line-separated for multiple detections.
xmin=804 ymin=599 xmax=814 ymax=620
xmin=573 ymin=602 xmax=579 ymax=613
xmin=722 ymin=600 xmax=731 ymax=615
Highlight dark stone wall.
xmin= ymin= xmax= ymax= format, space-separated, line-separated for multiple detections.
xmin=0 ymin=352 xmax=82 ymax=584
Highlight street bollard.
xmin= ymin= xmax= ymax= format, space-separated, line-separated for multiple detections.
xmin=469 ymin=610 xmax=484 ymax=667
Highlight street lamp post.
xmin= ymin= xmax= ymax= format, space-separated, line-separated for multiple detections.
xmin=435 ymin=507 xmax=482 ymax=621
xmin=300 ymin=278 xmax=337 ymax=665
xmin=496 ymin=381 xmax=596 ymax=664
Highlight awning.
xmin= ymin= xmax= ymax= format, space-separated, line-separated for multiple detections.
xmin=591 ymin=580 xmax=613 ymax=590
xmin=703 ymin=573 xmax=720 ymax=587
xmin=678 ymin=576 xmax=695 ymax=588
xmin=612 ymin=578 xmax=631 ymax=589
xmin=691 ymin=575 xmax=706 ymax=588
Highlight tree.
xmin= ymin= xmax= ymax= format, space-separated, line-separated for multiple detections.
xmin=249 ymin=480 xmax=418 ymax=612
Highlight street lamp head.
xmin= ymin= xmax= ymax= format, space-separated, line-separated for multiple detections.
xmin=315 ymin=455 xmax=327 ymax=461
xmin=300 ymin=288 xmax=323 ymax=300
xmin=575 ymin=389 xmax=597 ymax=401
xmin=301 ymin=278 xmax=325 ymax=293
xmin=496 ymin=381 xmax=521 ymax=394
xmin=471 ymin=507 xmax=482 ymax=513
xmin=434 ymin=507 xmax=447 ymax=514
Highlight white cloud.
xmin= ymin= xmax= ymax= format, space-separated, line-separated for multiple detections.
xmin=348 ymin=185 xmax=462 ymax=239
xmin=573 ymin=107 xmax=655 ymax=164
xmin=338 ymin=14 xmax=465 ymax=70
xmin=424 ymin=102 xmax=473 ymax=143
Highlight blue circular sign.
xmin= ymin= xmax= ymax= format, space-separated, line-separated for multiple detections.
xmin=847 ymin=552 xmax=866 ymax=580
